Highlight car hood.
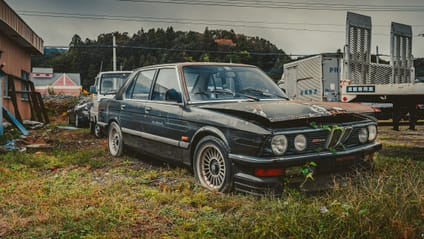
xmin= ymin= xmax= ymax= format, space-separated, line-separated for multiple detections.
xmin=197 ymin=100 xmax=373 ymax=123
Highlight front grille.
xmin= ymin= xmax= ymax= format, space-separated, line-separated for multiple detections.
xmin=326 ymin=126 xmax=354 ymax=149
xmin=278 ymin=123 xmax=367 ymax=156
xmin=326 ymin=127 xmax=343 ymax=148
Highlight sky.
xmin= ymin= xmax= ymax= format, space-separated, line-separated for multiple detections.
xmin=4 ymin=0 xmax=424 ymax=58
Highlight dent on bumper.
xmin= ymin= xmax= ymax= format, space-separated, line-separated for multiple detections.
xmin=229 ymin=141 xmax=382 ymax=167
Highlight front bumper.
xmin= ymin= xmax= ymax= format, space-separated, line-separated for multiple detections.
xmin=229 ymin=141 xmax=382 ymax=195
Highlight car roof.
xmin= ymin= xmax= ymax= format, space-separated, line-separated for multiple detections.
xmin=97 ymin=71 xmax=133 ymax=76
xmin=133 ymin=62 xmax=256 ymax=71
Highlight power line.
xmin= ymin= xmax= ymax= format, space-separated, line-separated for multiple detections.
xmin=18 ymin=11 xmax=345 ymax=33
xmin=117 ymin=0 xmax=424 ymax=11
xmin=17 ymin=10 xmax=338 ymax=27
xmin=48 ymin=44 xmax=314 ymax=57
xmin=22 ymin=10 xmax=408 ymax=36
xmin=18 ymin=10 xmax=424 ymax=28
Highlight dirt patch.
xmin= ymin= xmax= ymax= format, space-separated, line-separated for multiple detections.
xmin=378 ymin=125 xmax=424 ymax=148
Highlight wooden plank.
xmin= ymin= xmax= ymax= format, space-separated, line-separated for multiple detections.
xmin=2 ymin=107 xmax=29 ymax=136
xmin=36 ymin=92 xmax=49 ymax=124
xmin=27 ymin=81 xmax=43 ymax=122
xmin=29 ymin=82 xmax=49 ymax=124
xmin=7 ymin=76 xmax=23 ymax=123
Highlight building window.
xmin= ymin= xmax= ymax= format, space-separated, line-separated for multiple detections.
xmin=21 ymin=70 xmax=29 ymax=81
xmin=3 ymin=74 xmax=9 ymax=98
xmin=21 ymin=81 xmax=29 ymax=100
xmin=21 ymin=71 xmax=30 ymax=100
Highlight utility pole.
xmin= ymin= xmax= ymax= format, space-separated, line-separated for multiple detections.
xmin=113 ymin=34 xmax=117 ymax=71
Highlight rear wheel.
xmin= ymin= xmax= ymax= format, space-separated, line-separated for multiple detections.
xmin=89 ymin=120 xmax=95 ymax=134
xmin=108 ymin=122 xmax=124 ymax=156
xmin=94 ymin=124 xmax=103 ymax=138
xmin=193 ymin=136 xmax=233 ymax=192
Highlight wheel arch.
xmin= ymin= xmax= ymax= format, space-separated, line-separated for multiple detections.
xmin=189 ymin=126 xmax=229 ymax=166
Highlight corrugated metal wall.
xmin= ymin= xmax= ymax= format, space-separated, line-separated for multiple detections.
xmin=283 ymin=56 xmax=322 ymax=101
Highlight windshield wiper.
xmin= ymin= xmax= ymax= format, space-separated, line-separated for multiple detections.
xmin=238 ymin=88 xmax=289 ymax=100
xmin=235 ymin=92 xmax=260 ymax=101
xmin=209 ymin=89 xmax=234 ymax=95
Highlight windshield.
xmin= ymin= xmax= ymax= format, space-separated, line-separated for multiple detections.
xmin=183 ymin=65 xmax=288 ymax=102
xmin=99 ymin=73 xmax=131 ymax=94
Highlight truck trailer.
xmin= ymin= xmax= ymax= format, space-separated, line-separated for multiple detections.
xmin=279 ymin=12 xmax=424 ymax=120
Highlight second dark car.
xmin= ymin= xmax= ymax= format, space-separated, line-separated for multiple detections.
xmin=97 ymin=63 xmax=382 ymax=194
xmin=67 ymin=97 xmax=92 ymax=128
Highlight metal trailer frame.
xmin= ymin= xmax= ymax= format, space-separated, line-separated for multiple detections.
xmin=341 ymin=12 xmax=423 ymax=103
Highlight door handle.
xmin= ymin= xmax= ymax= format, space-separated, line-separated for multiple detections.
xmin=120 ymin=104 xmax=126 ymax=110
xmin=145 ymin=106 xmax=152 ymax=113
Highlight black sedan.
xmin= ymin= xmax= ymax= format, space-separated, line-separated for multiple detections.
xmin=67 ymin=97 xmax=92 ymax=128
xmin=97 ymin=63 xmax=382 ymax=194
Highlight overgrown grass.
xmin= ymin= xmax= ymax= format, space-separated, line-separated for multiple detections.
xmin=0 ymin=137 xmax=423 ymax=238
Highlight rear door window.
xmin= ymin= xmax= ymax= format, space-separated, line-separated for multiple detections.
xmin=127 ymin=70 xmax=156 ymax=100
xmin=151 ymin=68 xmax=181 ymax=102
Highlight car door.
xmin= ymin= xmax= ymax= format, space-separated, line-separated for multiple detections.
xmin=142 ymin=67 xmax=187 ymax=161
xmin=119 ymin=69 xmax=156 ymax=149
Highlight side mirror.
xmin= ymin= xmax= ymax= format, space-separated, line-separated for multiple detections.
xmin=165 ymin=89 xmax=182 ymax=103
xmin=89 ymin=85 xmax=97 ymax=94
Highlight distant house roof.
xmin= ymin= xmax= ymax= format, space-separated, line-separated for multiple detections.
xmin=32 ymin=73 xmax=81 ymax=87
xmin=214 ymin=39 xmax=236 ymax=47
xmin=32 ymin=67 xmax=54 ymax=74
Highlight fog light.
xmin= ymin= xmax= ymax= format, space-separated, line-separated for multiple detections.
xmin=294 ymin=134 xmax=307 ymax=151
xmin=358 ymin=128 xmax=368 ymax=144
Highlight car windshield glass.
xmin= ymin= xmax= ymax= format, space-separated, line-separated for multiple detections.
xmin=184 ymin=65 xmax=288 ymax=102
xmin=99 ymin=73 xmax=131 ymax=94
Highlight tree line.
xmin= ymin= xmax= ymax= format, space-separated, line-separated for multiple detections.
xmin=32 ymin=27 xmax=291 ymax=89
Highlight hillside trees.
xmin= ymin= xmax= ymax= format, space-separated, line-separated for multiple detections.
xmin=32 ymin=28 xmax=291 ymax=88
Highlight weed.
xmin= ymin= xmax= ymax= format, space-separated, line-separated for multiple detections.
xmin=0 ymin=128 xmax=423 ymax=238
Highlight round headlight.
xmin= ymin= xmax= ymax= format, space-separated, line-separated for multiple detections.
xmin=368 ymin=125 xmax=377 ymax=141
xmin=294 ymin=134 xmax=307 ymax=151
xmin=358 ymin=128 xmax=368 ymax=144
xmin=271 ymin=135 xmax=288 ymax=155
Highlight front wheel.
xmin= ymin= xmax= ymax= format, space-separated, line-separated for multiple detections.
xmin=108 ymin=122 xmax=124 ymax=157
xmin=193 ymin=136 xmax=233 ymax=192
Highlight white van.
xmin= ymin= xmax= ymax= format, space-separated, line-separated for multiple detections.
xmin=89 ymin=71 xmax=132 ymax=137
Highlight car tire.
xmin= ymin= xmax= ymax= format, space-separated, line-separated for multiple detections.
xmin=108 ymin=122 xmax=124 ymax=157
xmin=193 ymin=136 xmax=233 ymax=192
xmin=94 ymin=124 xmax=103 ymax=138
xmin=89 ymin=120 xmax=95 ymax=134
